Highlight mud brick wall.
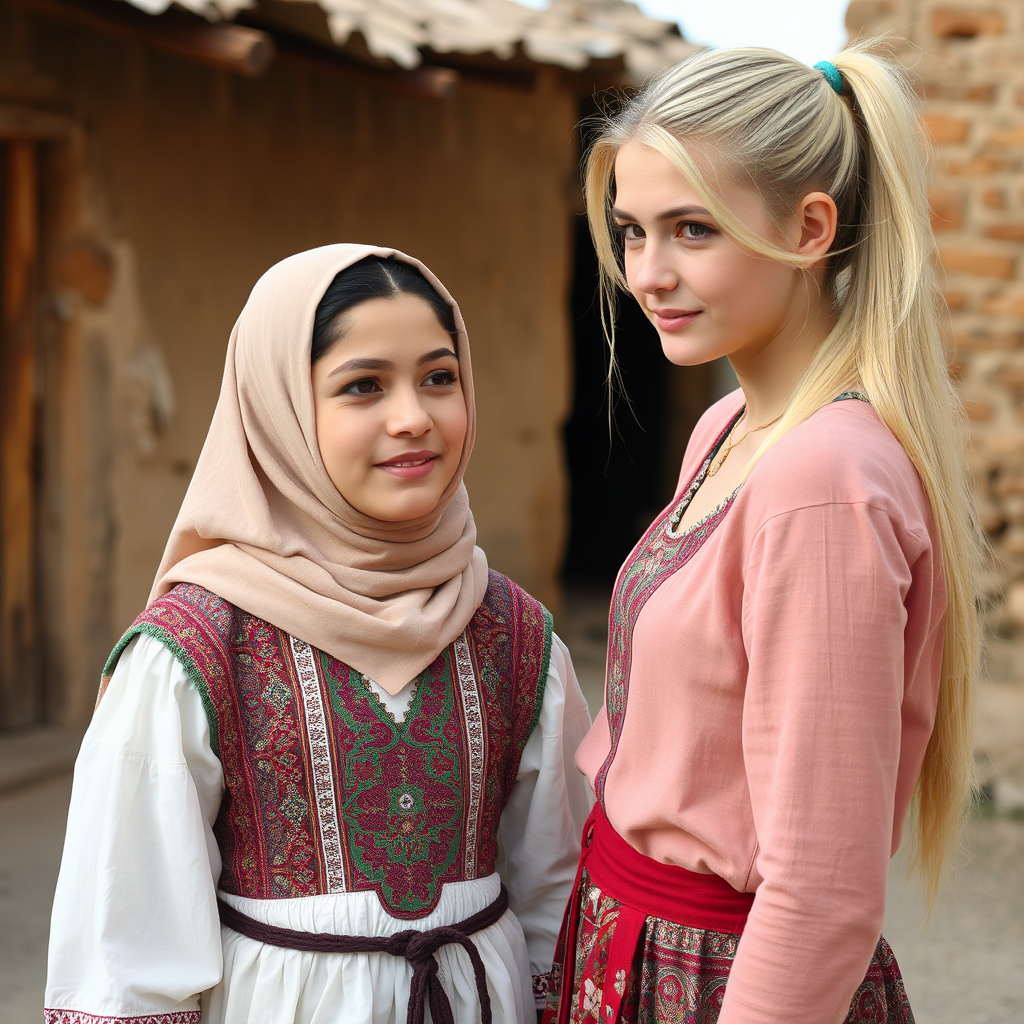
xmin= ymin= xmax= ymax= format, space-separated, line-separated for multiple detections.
xmin=849 ymin=1 xmax=1024 ymax=632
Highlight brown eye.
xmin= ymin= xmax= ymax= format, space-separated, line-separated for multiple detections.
xmin=341 ymin=377 xmax=381 ymax=396
xmin=423 ymin=369 xmax=458 ymax=387
xmin=624 ymin=224 xmax=645 ymax=240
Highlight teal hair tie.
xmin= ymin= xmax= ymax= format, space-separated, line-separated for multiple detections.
xmin=814 ymin=60 xmax=843 ymax=94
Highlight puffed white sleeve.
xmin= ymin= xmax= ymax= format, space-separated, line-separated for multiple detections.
xmin=498 ymin=633 xmax=594 ymax=1009
xmin=45 ymin=633 xmax=225 ymax=1024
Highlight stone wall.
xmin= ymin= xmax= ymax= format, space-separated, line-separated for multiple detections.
xmin=849 ymin=1 xmax=1024 ymax=650
xmin=0 ymin=8 xmax=578 ymax=729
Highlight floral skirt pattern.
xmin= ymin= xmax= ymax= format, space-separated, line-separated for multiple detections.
xmin=545 ymin=870 xmax=915 ymax=1024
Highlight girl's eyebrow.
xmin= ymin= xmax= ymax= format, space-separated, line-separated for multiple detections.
xmin=327 ymin=357 xmax=392 ymax=378
xmin=612 ymin=204 xmax=711 ymax=221
xmin=326 ymin=348 xmax=457 ymax=379
xmin=418 ymin=347 xmax=457 ymax=365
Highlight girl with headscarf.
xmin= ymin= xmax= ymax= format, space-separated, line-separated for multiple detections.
xmin=45 ymin=245 xmax=593 ymax=1024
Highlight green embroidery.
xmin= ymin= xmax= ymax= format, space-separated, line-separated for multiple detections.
xmin=323 ymin=652 xmax=464 ymax=915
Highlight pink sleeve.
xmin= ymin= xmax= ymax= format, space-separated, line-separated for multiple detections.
xmin=720 ymin=501 xmax=913 ymax=1024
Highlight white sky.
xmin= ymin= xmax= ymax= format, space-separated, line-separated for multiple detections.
xmin=514 ymin=0 xmax=851 ymax=66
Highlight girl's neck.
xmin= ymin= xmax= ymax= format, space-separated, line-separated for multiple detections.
xmin=729 ymin=285 xmax=836 ymax=425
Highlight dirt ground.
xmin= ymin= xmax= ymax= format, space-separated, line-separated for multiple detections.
xmin=1 ymin=589 xmax=1021 ymax=1022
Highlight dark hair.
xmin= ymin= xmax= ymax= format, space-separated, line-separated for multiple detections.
xmin=311 ymin=255 xmax=459 ymax=363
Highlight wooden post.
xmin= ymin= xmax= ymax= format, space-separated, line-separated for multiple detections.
xmin=0 ymin=141 xmax=40 ymax=728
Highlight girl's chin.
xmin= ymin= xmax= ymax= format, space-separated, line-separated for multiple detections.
xmin=658 ymin=335 xmax=727 ymax=367
xmin=350 ymin=486 xmax=447 ymax=523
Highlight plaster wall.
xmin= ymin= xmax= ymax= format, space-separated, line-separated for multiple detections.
xmin=1 ymin=9 xmax=577 ymax=727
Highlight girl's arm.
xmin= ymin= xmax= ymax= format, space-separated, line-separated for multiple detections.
xmin=498 ymin=635 xmax=594 ymax=1013
xmin=45 ymin=634 xmax=225 ymax=1023
xmin=722 ymin=499 xmax=923 ymax=1024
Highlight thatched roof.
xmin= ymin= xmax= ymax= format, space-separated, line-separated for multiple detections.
xmin=124 ymin=0 xmax=694 ymax=80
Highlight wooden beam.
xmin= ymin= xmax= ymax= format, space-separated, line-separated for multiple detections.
xmin=3 ymin=0 xmax=461 ymax=101
xmin=0 ymin=104 xmax=73 ymax=141
xmin=1 ymin=0 xmax=276 ymax=78
xmin=0 ymin=141 xmax=40 ymax=728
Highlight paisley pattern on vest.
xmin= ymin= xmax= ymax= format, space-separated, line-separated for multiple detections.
xmin=105 ymin=570 xmax=552 ymax=919
xmin=595 ymin=414 xmax=739 ymax=805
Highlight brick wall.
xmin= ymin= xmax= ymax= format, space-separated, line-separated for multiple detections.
xmin=849 ymin=0 xmax=1024 ymax=640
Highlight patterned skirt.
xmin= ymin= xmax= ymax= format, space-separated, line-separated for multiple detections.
xmin=543 ymin=804 xmax=914 ymax=1024
xmin=545 ymin=869 xmax=915 ymax=1024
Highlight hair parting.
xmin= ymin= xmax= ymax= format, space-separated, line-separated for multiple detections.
xmin=312 ymin=255 xmax=459 ymax=364
xmin=585 ymin=40 xmax=982 ymax=904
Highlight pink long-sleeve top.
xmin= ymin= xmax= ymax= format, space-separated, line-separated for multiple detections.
xmin=576 ymin=390 xmax=945 ymax=1024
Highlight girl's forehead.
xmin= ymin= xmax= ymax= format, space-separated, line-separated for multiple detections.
xmin=614 ymin=141 xmax=768 ymax=225
xmin=321 ymin=295 xmax=456 ymax=363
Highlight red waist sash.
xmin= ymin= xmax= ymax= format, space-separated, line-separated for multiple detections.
xmin=552 ymin=803 xmax=754 ymax=1024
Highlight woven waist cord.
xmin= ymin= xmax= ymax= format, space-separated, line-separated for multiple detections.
xmin=217 ymin=884 xmax=509 ymax=1024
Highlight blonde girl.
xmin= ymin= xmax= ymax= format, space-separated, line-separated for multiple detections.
xmin=544 ymin=44 xmax=979 ymax=1024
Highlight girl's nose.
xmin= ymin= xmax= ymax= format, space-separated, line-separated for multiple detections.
xmin=631 ymin=243 xmax=678 ymax=295
xmin=386 ymin=386 xmax=433 ymax=437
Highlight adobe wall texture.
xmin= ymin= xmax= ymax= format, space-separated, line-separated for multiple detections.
xmin=849 ymin=1 xmax=1024 ymax=648
xmin=0 ymin=9 xmax=577 ymax=727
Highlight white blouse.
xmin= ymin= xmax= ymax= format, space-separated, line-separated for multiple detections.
xmin=45 ymin=632 xmax=593 ymax=1024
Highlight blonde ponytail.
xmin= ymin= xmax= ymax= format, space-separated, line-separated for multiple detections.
xmin=585 ymin=41 xmax=981 ymax=904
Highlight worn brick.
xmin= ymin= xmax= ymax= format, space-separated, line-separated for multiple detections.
xmin=928 ymin=82 xmax=998 ymax=102
xmin=987 ymin=433 xmax=1024 ymax=457
xmin=994 ymin=473 xmax=1024 ymax=498
xmin=989 ymin=125 xmax=1024 ymax=146
xmin=982 ymin=292 xmax=1024 ymax=316
xmin=965 ymin=83 xmax=997 ymax=102
xmin=964 ymin=399 xmax=995 ymax=420
xmin=1002 ymin=494 xmax=1024 ymax=523
xmin=931 ymin=8 xmax=1005 ymax=38
xmin=955 ymin=330 xmax=1024 ymax=350
xmin=940 ymin=247 xmax=1016 ymax=278
xmin=933 ymin=7 xmax=1003 ymax=38
xmin=1004 ymin=526 xmax=1024 ymax=556
xmin=982 ymin=187 xmax=1007 ymax=209
xmin=984 ymin=224 xmax=1024 ymax=241
xmin=930 ymin=187 xmax=965 ymax=230
xmin=993 ymin=364 xmax=1024 ymax=390
xmin=978 ymin=497 xmax=1005 ymax=534
xmin=944 ymin=155 xmax=1012 ymax=175
xmin=924 ymin=113 xmax=970 ymax=143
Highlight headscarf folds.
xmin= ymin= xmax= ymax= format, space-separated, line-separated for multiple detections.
xmin=150 ymin=244 xmax=488 ymax=694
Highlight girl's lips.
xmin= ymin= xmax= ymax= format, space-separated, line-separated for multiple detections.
xmin=375 ymin=451 xmax=441 ymax=480
xmin=652 ymin=308 xmax=701 ymax=331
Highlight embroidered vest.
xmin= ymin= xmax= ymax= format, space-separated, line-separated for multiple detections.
xmin=104 ymin=571 xmax=552 ymax=919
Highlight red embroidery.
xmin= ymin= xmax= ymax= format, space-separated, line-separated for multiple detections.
xmin=44 ymin=1011 xmax=200 ymax=1024
xmin=533 ymin=971 xmax=555 ymax=1004
xmin=108 ymin=571 xmax=552 ymax=918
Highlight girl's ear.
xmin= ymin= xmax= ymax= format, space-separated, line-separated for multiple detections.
xmin=795 ymin=190 xmax=838 ymax=261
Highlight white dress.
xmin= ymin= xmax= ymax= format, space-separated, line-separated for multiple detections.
xmin=45 ymin=632 xmax=593 ymax=1024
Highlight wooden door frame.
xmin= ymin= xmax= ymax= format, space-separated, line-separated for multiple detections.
xmin=0 ymin=104 xmax=74 ymax=730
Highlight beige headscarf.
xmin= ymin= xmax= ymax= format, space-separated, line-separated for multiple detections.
xmin=151 ymin=244 xmax=488 ymax=694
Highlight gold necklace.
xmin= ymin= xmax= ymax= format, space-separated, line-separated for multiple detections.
xmin=707 ymin=411 xmax=784 ymax=477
